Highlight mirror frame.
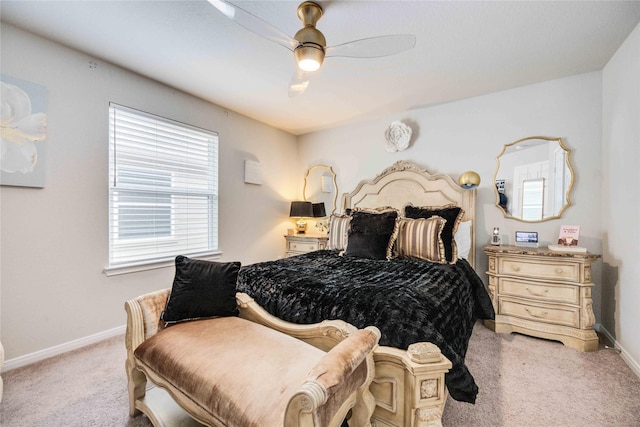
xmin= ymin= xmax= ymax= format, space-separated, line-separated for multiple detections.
xmin=303 ymin=164 xmax=338 ymax=216
xmin=494 ymin=136 xmax=574 ymax=222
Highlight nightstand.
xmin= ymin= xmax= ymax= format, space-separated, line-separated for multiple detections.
xmin=284 ymin=234 xmax=329 ymax=257
xmin=484 ymin=245 xmax=601 ymax=352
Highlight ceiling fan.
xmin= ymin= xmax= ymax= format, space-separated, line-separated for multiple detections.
xmin=207 ymin=0 xmax=416 ymax=97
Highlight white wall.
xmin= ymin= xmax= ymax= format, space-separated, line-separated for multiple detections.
xmin=0 ymin=24 xmax=297 ymax=361
xmin=4 ymin=17 xmax=638 ymax=374
xmin=602 ymin=22 xmax=640 ymax=371
xmin=298 ymin=72 xmax=604 ymax=323
xmin=301 ymin=49 xmax=640 ymax=371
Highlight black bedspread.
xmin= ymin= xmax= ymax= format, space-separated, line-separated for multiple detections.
xmin=237 ymin=250 xmax=495 ymax=403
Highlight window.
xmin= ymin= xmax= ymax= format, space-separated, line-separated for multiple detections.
xmin=107 ymin=103 xmax=219 ymax=270
xmin=521 ymin=178 xmax=544 ymax=221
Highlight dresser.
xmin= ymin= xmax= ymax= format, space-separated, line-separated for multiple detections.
xmin=284 ymin=234 xmax=329 ymax=257
xmin=484 ymin=245 xmax=601 ymax=352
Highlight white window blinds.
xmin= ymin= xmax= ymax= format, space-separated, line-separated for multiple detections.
xmin=108 ymin=103 xmax=218 ymax=268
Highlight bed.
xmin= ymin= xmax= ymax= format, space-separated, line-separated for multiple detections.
xmin=237 ymin=161 xmax=495 ymax=427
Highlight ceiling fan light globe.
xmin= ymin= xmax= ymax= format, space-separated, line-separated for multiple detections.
xmin=295 ymin=44 xmax=324 ymax=71
xmin=298 ymin=59 xmax=320 ymax=72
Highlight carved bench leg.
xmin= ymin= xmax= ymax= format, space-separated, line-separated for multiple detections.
xmin=348 ymin=357 xmax=377 ymax=427
xmin=125 ymin=298 xmax=151 ymax=417
xmin=126 ymin=360 xmax=147 ymax=416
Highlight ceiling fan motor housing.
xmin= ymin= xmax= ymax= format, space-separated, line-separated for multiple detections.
xmin=297 ymin=1 xmax=323 ymax=27
xmin=294 ymin=2 xmax=326 ymax=71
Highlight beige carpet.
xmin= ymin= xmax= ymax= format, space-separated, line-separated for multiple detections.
xmin=1 ymin=322 xmax=639 ymax=427
xmin=443 ymin=324 xmax=640 ymax=426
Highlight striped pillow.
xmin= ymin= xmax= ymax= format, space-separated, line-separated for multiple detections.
xmin=390 ymin=217 xmax=447 ymax=263
xmin=404 ymin=203 xmax=464 ymax=264
xmin=328 ymin=214 xmax=351 ymax=251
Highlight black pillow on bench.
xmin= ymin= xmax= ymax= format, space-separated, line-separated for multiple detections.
xmin=161 ymin=255 xmax=241 ymax=324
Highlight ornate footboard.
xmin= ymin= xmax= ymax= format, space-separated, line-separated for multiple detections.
xmin=370 ymin=345 xmax=451 ymax=427
xmin=125 ymin=289 xmax=451 ymax=427
xmin=236 ymin=293 xmax=452 ymax=427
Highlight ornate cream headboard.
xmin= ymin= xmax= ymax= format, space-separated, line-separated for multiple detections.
xmin=341 ymin=160 xmax=477 ymax=268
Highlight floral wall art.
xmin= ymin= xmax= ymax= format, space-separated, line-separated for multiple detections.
xmin=1 ymin=75 xmax=48 ymax=188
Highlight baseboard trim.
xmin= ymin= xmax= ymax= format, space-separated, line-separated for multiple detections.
xmin=594 ymin=323 xmax=640 ymax=378
xmin=4 ymin=323 xmax=640 ymax=379
xmin=2 ymin=325 xmax=126 ymax=372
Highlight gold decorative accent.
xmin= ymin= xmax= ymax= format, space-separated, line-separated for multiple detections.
xmin=494 ymin=136 xmax=574 ymax=222
xmin=303 ymin=164 xmax=338 ymax=215
xmin=458 ymin=171 xmax=481 ymax=189
xmin=295 ymin=218 xmax=308 ymax=233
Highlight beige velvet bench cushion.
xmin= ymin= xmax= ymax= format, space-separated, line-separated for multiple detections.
xmin=134 ymin=315 xmax=369 ymax=426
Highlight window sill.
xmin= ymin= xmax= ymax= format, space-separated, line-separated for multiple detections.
xmin=103 ymin=251 xmax=223 ymax=277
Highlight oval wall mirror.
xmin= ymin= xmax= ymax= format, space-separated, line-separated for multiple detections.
xmin=303 ymin=165 xmax=338 ymax=216
xmin=494 ymin=136 xmax=574 ymax=222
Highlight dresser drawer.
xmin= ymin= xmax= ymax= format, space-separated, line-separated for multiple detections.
xmin=499 ymin=278 xmax=579 ymax=305
xmin=499 ymin=297 xmax=580 ymax=328
xmin=286 ymin=241 xmax=319 ymax=252
xmin=499 ymin=258 xmax=579 ymax=282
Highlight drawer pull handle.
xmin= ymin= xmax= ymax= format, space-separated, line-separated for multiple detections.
xmin=556 ymin=268 xmax=564 ymax=274
xmin=526 ymin=287 xmax=549 ymax=297
xmin=525 ymin=307 xmax=548 ymax=319
xmin=511 ymin=265 xmax=520 ymax=272
xmin=292 ymin=244 xmax=297 ymax=249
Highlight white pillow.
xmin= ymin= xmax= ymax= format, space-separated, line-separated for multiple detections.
xmin=454 ymin=221 xmax=472 ymax=260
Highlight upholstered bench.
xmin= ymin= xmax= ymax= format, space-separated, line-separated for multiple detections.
xmin=125 ymin=289 xmax=380 ymax=427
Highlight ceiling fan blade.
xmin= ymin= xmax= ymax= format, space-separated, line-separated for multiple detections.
xmin=325 ymin=34 xmax=416 ymax=58
xmin=207 ymin=0 xmax=298 ymax=51
xmin=288 ymin=68 xmax=312 ymax=98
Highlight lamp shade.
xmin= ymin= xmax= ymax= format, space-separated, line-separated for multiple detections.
xmin=312 ymin=202 xmax=326 ymax=218
xmin=458 ymin=171 xmax=481 ymax=189
xmin=290 ymin=201 xmax=313 ymax=218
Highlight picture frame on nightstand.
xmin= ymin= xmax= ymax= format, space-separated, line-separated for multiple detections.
xmin=515 ymin=231 xmax=538 ymax=247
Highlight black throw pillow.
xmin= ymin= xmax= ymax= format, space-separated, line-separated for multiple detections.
xmin=161 ymin=255 xmax=241 ymax=324
xmin=344 ymin=210 xmax=398 ymax=260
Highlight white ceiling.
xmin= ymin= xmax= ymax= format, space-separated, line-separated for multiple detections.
xmin=2 ymin=1 xmax=640 ymax=135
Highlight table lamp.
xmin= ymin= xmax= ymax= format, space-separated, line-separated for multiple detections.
xmin=290 ymin=201 xmax=313 ymax=233
xmin=312 ymin=202 xmax=326 ymax=218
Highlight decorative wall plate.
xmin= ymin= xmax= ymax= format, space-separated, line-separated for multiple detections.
xmin=384 ymin=121 xmax=412 ymax=152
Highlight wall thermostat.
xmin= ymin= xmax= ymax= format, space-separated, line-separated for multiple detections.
xmin=515 ymin=231 xmax=539 ymax=247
